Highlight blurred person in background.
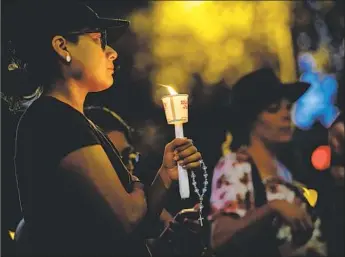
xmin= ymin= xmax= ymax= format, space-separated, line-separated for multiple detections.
xmin=325 ymin=74 xmax=344 ymax=256
xmin=328 ymin=113 xmax=344 ymax=185
xmin=5 ymin=2 xmax=202 ymax=256
xmin=325 ymin=111 xmax=344 ymax=257
xmin=328 ymin=73 xmax=344 ymax=186
xmin=84 ymin=106 xmax=140 ymax=175
xmin=209 ymin=68 xmax=327 ymax=257
xmin=84 ymin=106 xmax=174 ymax=230
xmin=84 ymin=106 xmax=209 ymax=256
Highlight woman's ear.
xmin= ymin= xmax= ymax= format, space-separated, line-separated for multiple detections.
xmin=51 ymin=35 xmax=69 ymax=61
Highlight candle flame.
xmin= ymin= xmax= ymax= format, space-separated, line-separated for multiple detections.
xmin=159 ymin=84 xmax=178 ymax=95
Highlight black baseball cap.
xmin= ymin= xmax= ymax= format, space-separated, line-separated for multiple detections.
xmin=5 ymin=1 xmax=130 ymax=47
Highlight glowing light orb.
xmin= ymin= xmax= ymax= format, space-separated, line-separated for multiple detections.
xmin=292 ymin=53 xmax=339 ymax=130
xmin=311 ymin=145 xmax=331 ymax=171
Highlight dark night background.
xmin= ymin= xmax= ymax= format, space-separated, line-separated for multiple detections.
xmin=1 ymin=0 xmax=344 ymax=256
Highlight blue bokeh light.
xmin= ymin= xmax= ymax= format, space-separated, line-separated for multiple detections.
xmin=292 ymin=53 xmax=339 ymax=130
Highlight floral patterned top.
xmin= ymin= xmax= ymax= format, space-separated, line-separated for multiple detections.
xmin=209 ymin=153 xmax=327 ymax=257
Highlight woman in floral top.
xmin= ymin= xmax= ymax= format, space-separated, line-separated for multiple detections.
xmin=209 ymin=68 xmax=327 ymax=257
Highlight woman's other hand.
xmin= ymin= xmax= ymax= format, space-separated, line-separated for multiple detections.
xmin=269 ymin=199 xmax=313 ymax=232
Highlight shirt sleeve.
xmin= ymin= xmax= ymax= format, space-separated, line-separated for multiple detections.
xmin=209 ymin=153 xmax=254 ymax=221
xmin=28 ymin=102 xmax=100 ymax=166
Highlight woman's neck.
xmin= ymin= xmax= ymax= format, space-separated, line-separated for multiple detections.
xmin=44 ymin=79 xmax=88 ymax=114
xmin=247 ymin=135 xmax=278 ymax=179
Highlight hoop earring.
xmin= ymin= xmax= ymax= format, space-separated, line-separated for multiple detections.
xmin=66 ymin=55 xmax=71 ymax=63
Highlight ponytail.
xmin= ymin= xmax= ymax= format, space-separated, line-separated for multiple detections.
xmin=1 ymin=40 xmax=42 ymax=113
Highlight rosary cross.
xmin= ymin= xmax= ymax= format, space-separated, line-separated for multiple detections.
xmin=198 ymin=215 xmax=204 ymax=227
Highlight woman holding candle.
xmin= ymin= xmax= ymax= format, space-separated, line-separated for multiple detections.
xmin=5 ymin=2 xmax=202 ymax=256
xmin=209 ymin=68 xmax=327 ymax=257
xmin=84 ymin=105 xmax=175 ymax=230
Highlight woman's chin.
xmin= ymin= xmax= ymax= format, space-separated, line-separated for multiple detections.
xmin=91 ymin=81 xmax=113 ymax=92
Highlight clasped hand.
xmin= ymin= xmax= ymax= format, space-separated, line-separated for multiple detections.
xmin=162 ymin=138 xmax=202 ymax=181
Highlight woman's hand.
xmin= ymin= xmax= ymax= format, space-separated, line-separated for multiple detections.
xmin=161 ymin=138 xmax=202 ymax=181
xmin=269 ymin=199 xmax=313 ymax=232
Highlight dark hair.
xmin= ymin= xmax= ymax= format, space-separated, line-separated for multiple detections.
xmin=3 ymin=2 xmax=81 ymax=93
xmin=16 ymin=34 xmax=80 ymax=90
xmin=1 ymin=34 xmax=79 ymax=112
xmin=229 ymin=108 xmax=260 ymax=151
xmin=229 ymin=121 xmax=253 ymax=151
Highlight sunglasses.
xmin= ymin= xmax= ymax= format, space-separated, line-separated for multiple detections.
xmin=66 ymin=28 xmax=108 ymax=50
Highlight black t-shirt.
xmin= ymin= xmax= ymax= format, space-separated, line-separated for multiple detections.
xmin=14 ymin=96 xmax=147 ymax=256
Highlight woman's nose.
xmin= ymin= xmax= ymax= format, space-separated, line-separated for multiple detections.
xmin=281 ymin=100 xmax=292 ymax=121
xmin=281 ymin=107 xmax=292 ymax=121
xmin=106 ymin=45 xmax=118 ymax=61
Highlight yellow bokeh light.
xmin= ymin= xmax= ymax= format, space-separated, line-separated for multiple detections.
xmin=313 ymin=46 xmax=330 ymax=72
xmin=8 ymin=230 xmax=15 ymax=240
xmin=152 ymin=65 xmax=190 ymax=93
xmin=302 ymin=188 xmax=318 ymax=207
xmin=222 ymin=131 xmax=233 ymax=156
xmin=183 ymin=1 xmax=205 ymax=9
xmin=129 ymin=1 xmax=297 ymax=99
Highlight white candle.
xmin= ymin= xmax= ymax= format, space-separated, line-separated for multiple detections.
xmin=175 ymin=123 xmax=190 ymax=199
xmin=161 ymin=84 xmax=190 ymax=199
